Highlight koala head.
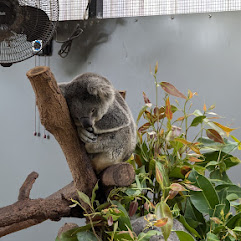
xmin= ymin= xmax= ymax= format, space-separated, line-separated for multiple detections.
xmin=59 ymin=73 xmax=115 ymax=129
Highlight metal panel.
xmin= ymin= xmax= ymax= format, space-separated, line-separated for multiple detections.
xmin=58 ymin=0 xmax=89 ymax=21
xmin=102 ymin=0 xmax=241 ymax=19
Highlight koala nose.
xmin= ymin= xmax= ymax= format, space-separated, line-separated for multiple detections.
xmin=81 ymin=117 xmax=93 ymax=129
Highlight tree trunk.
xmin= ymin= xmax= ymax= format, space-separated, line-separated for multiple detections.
xmin=26 ymin=66 xmax=97 ymax=197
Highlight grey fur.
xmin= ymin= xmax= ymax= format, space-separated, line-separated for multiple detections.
xmin=59 ymin=73 xmax=136 ymax=173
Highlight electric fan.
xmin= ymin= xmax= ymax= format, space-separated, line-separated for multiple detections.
xmin=0 ymin=0 xmax=58 ymax=66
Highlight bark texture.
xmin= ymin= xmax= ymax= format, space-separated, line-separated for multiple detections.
xmin=0 ymin=172 xmax=77 ymax=238
xmin=26 ymin=66 xmax=97 ymax=197
xmin=101 ymin=163 xmax=135 ymax=187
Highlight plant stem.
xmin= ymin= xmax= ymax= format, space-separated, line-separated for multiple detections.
xmin=183 ymin=100 xmax=189 ymax=140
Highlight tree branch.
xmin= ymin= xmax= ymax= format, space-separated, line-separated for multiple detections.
xmin=18 ymin=172 xmax=39 ymax=201
xmin=0 ymin=166 xmax=135 ymax=237
xmin=0 ymin=172 xmax=76 ymax=238
xmin=0 ymin=67 xmax=135 ymax=238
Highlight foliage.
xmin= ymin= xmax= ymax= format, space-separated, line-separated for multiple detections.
xmin=56 ymin=63 xmax=241 ymax=241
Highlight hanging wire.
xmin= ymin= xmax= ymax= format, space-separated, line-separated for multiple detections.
xmin=57 ymin=24 xmax=83 ymax=58
xmin=34 ymin=100 xmax=37 ymax=136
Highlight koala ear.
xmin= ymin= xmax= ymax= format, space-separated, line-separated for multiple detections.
xmin=88 ymin=82 xmax=114 ymax=103
xmin=58 ymin=82 xmax=69 ymax=97
xmin=98 ymin=84 xmax=115 ymax=102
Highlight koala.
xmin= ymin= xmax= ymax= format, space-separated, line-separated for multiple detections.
xmin=59 ymin=73 xmax=136 ymax=173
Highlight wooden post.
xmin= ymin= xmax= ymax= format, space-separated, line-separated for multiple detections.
xmin=26 ymin=66 xmax=97 ymax=197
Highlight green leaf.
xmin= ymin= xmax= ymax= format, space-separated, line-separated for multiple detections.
xmin=76 ymin=231 xmax=98 ymax=241
xmin=111 ymin=221 xmax=118 ymax=240
xmin=171 ymin=105 xmax=178 ymax=113
xmin=210 ymin=170 xmax=232 ymax=184
xmin=137 ymin=105 xmax=149 ymax=125
xmin=178 ymin=215 xmax=201 ymax=238
xmin=155 ymin=162 xmax=170 ymax=198
xmin=211 ymin=204 xmax=226 ymax=219
xmin=190 ymin=116 xmax=206 ymax=127
xmin=205 ymin=161 xmax=219 ymax=168
xmin=216 ymin=184 xmax=241 ymax=198
xmin=227 ymin=193 xmax=239 ymax=201
xmin=226 ymin=213 xmax=241 ymax=229
xmin=155 ymin=201 xmax=173 ymax=241
xmin=233 ymin=226 xmax=241 ymax=232
xmin=228 ymin=156 xmax=241 ymax=168
xmin=201 ymin=151 xmax=240 ymax=171
xmin=149 ymin=158 xmax=156 ymax=175
xmin=125 ymin=187 xmax=141 ymax=196
xmin=135 ymin=175 xmax=142 ymax=190
xmin=188 ymin=170 xmax=220 ymax=214
xmin=110 ymin=231 xmax=133 ymax=240
xmin=216 ymin=189 xmax=230 ymax=215
xmin=174 ymin=230 xmax=195 ymax=241
xmin=91 ymin=181 xmax=99 ymax=205
xmin=206 ymin=232 xmax=220 ymax=241
xmin=169 ymin=167 xmax=185 ymax=179
xmin=77 ymin=191 xmax=91 ymax=208
xmin=56 ymin=228 xmax=80 ymax=241
xmin=184 ymin=198 xmax=206 ymax=226
xmin=156 ymin=164 xmax=163 ymax=188
xmin=212 ymin=225 xmax=226 ymax=235
xmin=182 ymin=199 xmax=206 ymax=237
xmin=138 ymin=230 xmax=162 ymax=241
xmin=193 ymin=165 xmax=206 ymax=175
xmin=111 ymin=200 xmax=132 ymax=231
xmin=198 ymin=138 xmax=238 ymax=153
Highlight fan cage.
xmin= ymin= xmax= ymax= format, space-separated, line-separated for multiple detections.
xmin=19 ymin=0 xmax=58 ymax=21
xmin=0 ymin=0 xmax=58 ymax=64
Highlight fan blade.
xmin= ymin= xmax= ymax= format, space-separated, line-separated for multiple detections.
xmin=18 ymin=6 xmax=53 ymax=42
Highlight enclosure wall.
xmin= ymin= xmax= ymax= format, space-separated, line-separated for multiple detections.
xmin=1 ymin=11 xmax=241 ymax=240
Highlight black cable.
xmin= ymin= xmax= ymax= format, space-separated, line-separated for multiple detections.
xmin=57 ymin=24 xmax=83 ymax=58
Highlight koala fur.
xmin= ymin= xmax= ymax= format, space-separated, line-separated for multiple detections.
xmin=59 ymin=73 xmax=136 ymax=173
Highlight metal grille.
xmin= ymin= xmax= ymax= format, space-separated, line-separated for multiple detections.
xmin=0 ymin=0 xmax=58 ymax=64
xmin=58 ymin=0 xmax=89 ymax=21
xmin=102 ymin=0 xmax=241 ymax=18
xmin=19 ymin=0 xmax=58 ymax=21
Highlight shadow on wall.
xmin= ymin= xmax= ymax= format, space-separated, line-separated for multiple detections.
xmin=55 ymin=18 xmax=125 ymax=73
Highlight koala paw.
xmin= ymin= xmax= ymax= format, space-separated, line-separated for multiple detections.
xmin=78 ymin=127 xmax=97 ymax=143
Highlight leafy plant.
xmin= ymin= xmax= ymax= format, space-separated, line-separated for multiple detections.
xmin=56 ymin=63 xmax=241 ymax=241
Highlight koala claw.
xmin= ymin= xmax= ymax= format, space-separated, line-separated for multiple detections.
xmin=78 ymin=128 xmax=97 ymax=143
xmin=87 ymin=127 xmax=94 ymax=133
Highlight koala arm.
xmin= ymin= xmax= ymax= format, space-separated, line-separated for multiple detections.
xmin=77 ymin=127 xmax=97 ymax=143
xmin=85 ymin=126 xmax=129 ymax=153
xmin=94 ymin=94 xmax=131 ymax=134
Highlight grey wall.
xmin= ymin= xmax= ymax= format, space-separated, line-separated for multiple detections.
xmin=1 ymin=11 xmax=241 ymax=241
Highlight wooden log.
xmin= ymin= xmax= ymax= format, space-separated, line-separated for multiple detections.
xmin=101 ymin=163 xmax=135 ymax=187
xmin=26 ymin=66 xmax=97 ymax=197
